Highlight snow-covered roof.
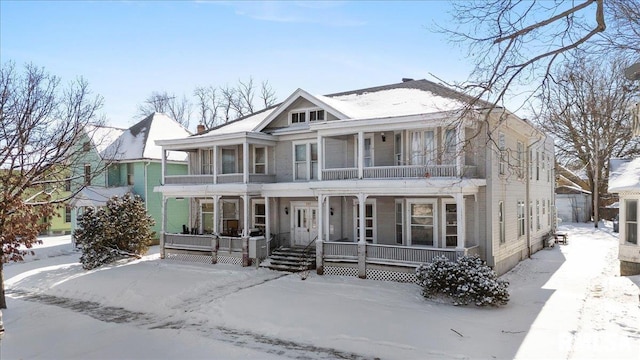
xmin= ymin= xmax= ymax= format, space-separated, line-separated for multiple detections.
xmin=191 ymin=107 xmax=276 ymax=138
xmin=84 ymin=125 xmax=126 ymax=156
xmin=103 ymin=113 xmax=190 ymax=162
xmin=608 ymin=158 xmax=640 ymax=193
xmin=69 ymin=186 xmax=131 ymax=208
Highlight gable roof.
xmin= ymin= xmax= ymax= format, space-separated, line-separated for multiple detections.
xmin=84 ymin=125 xmax=126 ymax=156
xmin=608 ymin=158 xmax=640 ymax=193
xmin=103 ymin=113 xmax=191 ymax=161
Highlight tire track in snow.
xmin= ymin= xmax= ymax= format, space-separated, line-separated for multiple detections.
xmin=7 ymin=282 xmax=376 ymax=360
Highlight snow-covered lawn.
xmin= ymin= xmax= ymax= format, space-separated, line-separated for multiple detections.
xmin=2 ymin=224 xmax=639 ymax=359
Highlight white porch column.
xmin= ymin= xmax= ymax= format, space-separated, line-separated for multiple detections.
xmin=161 ymin=149 xmax=167 ymax=185
xmin=316 ymin=194 xmax=326 ymax=275
xmin=357 ymin=193 xmax=367 ymax=279
xmin=160 ymin=196 xmax=167 ymax=259
xmin=242 ymin=194 xmax=250 ymax=235
xmin=456 ymin=122 xmax=465 ymax=177
xmin=317 ymin=133 xmax=323 ymax=180
xmin=358 ymin=131 xmax=364 ymax=179
xmin=213 ymin=195 xmax=221 ymax=234
xmin=325 ymin=195 xmax=331 ymax=240
xmin=455 ymin=193 xmax=466 ymax=250
xmin=213 ymin=145 xmax=218 ymax=184
xmin=265 ymin=196 xmax=271 ymax=256
xmin=243 ymin=141 xmax=249 ymax=184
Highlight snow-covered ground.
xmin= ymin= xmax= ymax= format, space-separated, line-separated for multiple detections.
xmin=2 ymin=223 xmax=639 ymax=359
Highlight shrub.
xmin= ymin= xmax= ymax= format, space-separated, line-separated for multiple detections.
xmin=74 ymin=193 xmax=155 ymax=270
xmin=416 ymin=255 xmax=509 ymax=306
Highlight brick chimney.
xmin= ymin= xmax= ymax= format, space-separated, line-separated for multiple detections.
xmin=196 ymin=124 xmax=206 ymax=134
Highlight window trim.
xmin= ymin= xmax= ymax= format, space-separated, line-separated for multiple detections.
xmin=499 ymin=201 xmax=505 ymax=244
xmin=395 ymin=199 xmax=404 ymax=245
xmin=517 ymin=200 xmax=525 ymax=237
xmin=221 ymin=146 xmax=238 ymax=174
xmin=292 ymin=141 xmax=318 ymax=181
xmin=354 ymin=134 xmax=374 ymax=168
xmin=625 ymin=199 xmax=638 ymax=245
xmin=253 ymin=146 xmax=267 ymax=174
xmin=498 ymin=132 xmax=506 ymax=175
xmin=406 ymin=199 xmax=438 ymax=247
xmin=289 ymin=107 xmax=325 ymax=125
xmin=252 ymin=199 xmax=266 ymax=232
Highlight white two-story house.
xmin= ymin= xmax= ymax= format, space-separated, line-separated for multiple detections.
xmin=154 ymin=79 xmax=555 ymax=281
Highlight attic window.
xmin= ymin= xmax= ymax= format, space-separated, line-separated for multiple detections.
xmin=83 ymin=141 xmax=90 ymax=152
xmin=291 ymin=111 xmax=306 ymax=124
xmin=309 ymin=110 xmax=324 ymax=121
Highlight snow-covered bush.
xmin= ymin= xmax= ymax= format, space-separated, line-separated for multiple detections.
xmin=74 ymin=193 xmax=155 ymax=270
xmin=416 ymin=255 xmax=509 ymax=306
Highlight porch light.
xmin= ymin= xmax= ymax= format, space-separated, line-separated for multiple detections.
xmin=284 ymin=206 xmax=289 ymax=215
xmin=381 ymin=132 xmax=386 ymax=142
xmin=330 ymin=207 xmax=334 ymax=216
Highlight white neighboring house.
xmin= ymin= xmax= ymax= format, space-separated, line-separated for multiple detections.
xmin=608 ymin=158 xmax=640 ymax=276
xmin=154 ymin=79 xmax=555 ymax=280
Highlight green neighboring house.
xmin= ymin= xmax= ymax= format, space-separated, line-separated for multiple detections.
xmin=70 ymin=113 xmax=191 ymax=240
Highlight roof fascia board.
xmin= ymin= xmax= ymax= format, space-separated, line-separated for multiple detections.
xmin=156 ymin=132 xmax=276 ymax=150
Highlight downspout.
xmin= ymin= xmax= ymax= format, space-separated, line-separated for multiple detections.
xmin=526 ymin=150 xmax=531 ymax=258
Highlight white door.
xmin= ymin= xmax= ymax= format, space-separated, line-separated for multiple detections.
xmin=293 ymin=206 xmax=318 ymax=246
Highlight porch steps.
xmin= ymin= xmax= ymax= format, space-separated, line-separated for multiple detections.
xmin=263 ymin=247 xmax=316 ymax=272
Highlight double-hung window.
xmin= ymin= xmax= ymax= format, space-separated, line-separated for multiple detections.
xmin=253 ymin=146 xmax=266 ymax=174
xmin=395 ymin=200 xmax=404 ymax=244
xmin=536 ymin=200 xmax=540 ymax=230
xmin=443 ymin=129 xmax=456 ymax=165
xmin=252 ymin=200 xmax=266 ymax=233
xmin=626 ymin=200 xmax=638 ymax=245
xmin=407 ymin=200 xmax=436 ymax=246
xmin=409 ymin=130 xmax=435 ymax=165
xmin=309 ymin=109 xmax=324 ymax=121
xmin=293 ymin=142 xmax=318 ymax=181
xmin=355 ymin=135 xmax=374 ymax=167
xmin=291 ymin=111 xmax=306 ymax=124
xmin=499 ymin=201 xmax=505 ymax=243
xmin=499 ymin=132 xmax=506 ymax=175
xmin=394 ymin=133 xmax=403 ymax=165
xmin=517 ymin=141 xmax=524 ymax=179
xmin=221 ymin=147 xmax=237 ymax=174
xmin=517 ymin=201 xmax=525 ymax=237
xmin=201 ymin=149 xmax=214 ymax=174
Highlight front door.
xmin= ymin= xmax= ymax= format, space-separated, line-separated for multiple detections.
xmin=293 ymin=206 xmax=318 ymax=246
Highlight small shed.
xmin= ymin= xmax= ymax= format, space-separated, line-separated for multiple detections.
xmin=556 ymin=185 xmax=592 ymax=223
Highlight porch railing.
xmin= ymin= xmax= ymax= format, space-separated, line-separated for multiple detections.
xmin=165 ymin=175 xmax=214 ymax=185
xmin=323 ymin=241 xmax=478 ymax=266
xmin=218 ymin=236 xmax=244 ymax=252
xmin=163 ymin=173 xmax=276 ymax=185
xmin=322 ymin=165 xmax=478 ymax=180
xmin=164 ymin=233 xmax=214 ymax=251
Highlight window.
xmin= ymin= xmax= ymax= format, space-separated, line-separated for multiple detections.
xmin=253 ymin=200 xmax=266 ymax=232
xmin=517 ymin=201 xmax=525 ymax=237
xmin=395 ymin=200 xmax=404 ymax=244
xmin=499 ymin=132 xmax=506 ymax=175
xmin=357 ymin=135 xmax=374 ymax=167
xmin=536 ymin=200 xmax=540 ymax=230
xmin=84 ymin=164 xmax=91 ymax=185
xmin=127 ymin=163 xmax=134 ymax=186
xmin=443 ymin=129 xmax=456 ymax=165
xmin=409 ymin=130 xmax=435 ymax=165
xmin=542 ymin=199 xmax=547 ymax=227
xmin=83 ymin=141 xmax=90 ymax=152
xmin=529 ymin=149 xmax=533 ymax=180
xmin=394 ymin=133 xmax=403 ymax=165
xmin=536 ymin=151 xmax=540 ymax=180
xmin=65 ymin=179 xmax=71 ymax=192
xmin=309 ymin=110 xmax=324 ymax=121
xmin=354 ymin=200 xmax=376 ymax=243
xmin=221 ymin=148 xmax=237 ymax=174
xmin=222 ymin=199 xmax=239 ymax=234
xmin=530 ymin=201 xmax=533 ymax=231
xmin=254 ymin=147 xmax=266 ymax=174
xmin=293 ymin=142 xmax=318 ymax=181
xmin=408 ymin=200 xmax=435 ymax=246
xmin=201 ymin=149 xmax=214 ymax=174
xmin=201 ymin=201 xmax=214 ymax=234
xmin=65 ymin=205 xmax=72 ymax=223
xmin=626 ymin=200 xmax=638 ymax=245
xmin=291 ymin=111 xmax=306 ymax=124
xmin=517 ymin=141 xmax=524 ymax=179
xmin=499 ymin=201 xmax=505 ymax=243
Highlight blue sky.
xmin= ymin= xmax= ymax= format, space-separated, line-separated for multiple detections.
xmin=1 ymin=1 xmax=473 ymax=129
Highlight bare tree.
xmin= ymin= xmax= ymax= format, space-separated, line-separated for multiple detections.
xmin=138 ymin=91 xmax=192 ymax=129
xmin=0 ymin=61 xmax=105 ymax=308
xmin=193 ymin=77 xmax=278 ymax=131
xmin=534 ymin=56 xmax=640 ymax=222
xmin=439 ymin=0 xmax=639 ymax=109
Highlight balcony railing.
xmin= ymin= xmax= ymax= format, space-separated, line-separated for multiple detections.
xmin=164 ymin=173 xmax=275 ymax=185
xmin=322 ymin=165 xmax=477 ymax=180
xmin=164 ymin=233 xmax=214 ymax=251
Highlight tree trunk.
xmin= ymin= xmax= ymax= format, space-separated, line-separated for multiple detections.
xmin=0 ymin=261 xmax=6 ymax=309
